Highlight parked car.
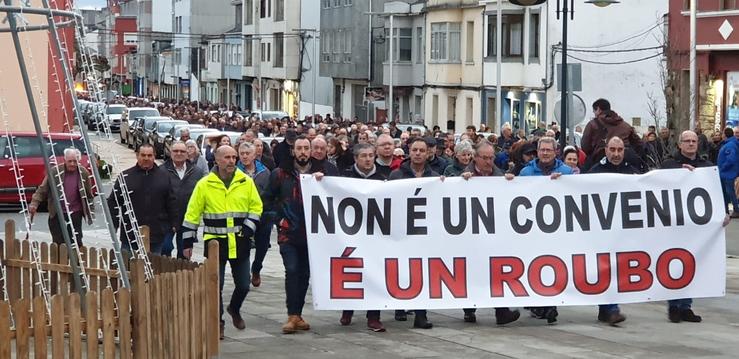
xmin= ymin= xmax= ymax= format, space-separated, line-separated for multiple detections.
xmin=132 ymin=116 xmax=172 ymax=151
xmin=97 ymin=104 xmax=126 ymax=133
xmin=0 ymin=132 xmax=93 ymax=206
xmin=195 ymin=131 xmax=242 ymax=161
xmin=119 ymin=106 xmax=159 ymax=144
xmin=148 ymin=119 xmax=188 ymax=158
xmin=163 ymin=125 xmax=212 ymax=159
xmin=125 ymin=118 xmax=142 ymax=149
xmin=250 ymin=110 xmax=289 ymax=122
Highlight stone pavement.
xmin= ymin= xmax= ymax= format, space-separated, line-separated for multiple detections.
xmin=216 ymin=235 xmax=739 ymax=359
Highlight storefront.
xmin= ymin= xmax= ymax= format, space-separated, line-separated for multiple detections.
xmin=728 ymin=71 xmax=739 ymax=128
xmin=482 ymin=88 xmax=545 ymax=133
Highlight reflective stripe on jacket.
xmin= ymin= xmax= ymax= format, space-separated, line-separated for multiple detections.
xmin=182 ymin=169 xmax=263 ymax=259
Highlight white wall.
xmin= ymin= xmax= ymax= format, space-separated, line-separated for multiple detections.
xmin=300 ymin=0 xmax=334 ymax=117
xmin=152 ymin=0 xmax=173 ymax=33
xmin=544 ymin=0 xmax=667 ymax=128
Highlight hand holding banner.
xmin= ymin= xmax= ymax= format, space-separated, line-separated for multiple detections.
xmin=301 ymin=168 xmax=726 ymax=310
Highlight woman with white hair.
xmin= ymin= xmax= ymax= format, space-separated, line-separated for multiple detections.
xmin=185 ymin=139 xmax=208 ymax=175
xmin=443 ymin=140 xmax=474 ymax=176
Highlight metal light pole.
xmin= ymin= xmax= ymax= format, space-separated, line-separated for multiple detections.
xmin=511 ymin=0 xmax=619 ymax=149
xmin=689 ymin=0 xmax=696 ymax=130
xmin=389 ymin=14 xmax=394 ymax=124
xmin=496 ymin=0 xmax=502 ymax=133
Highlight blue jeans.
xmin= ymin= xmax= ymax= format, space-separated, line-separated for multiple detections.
xmin=219 ymin=253 xmax=251 ymax=322
xmin=161 ymin=231 xmax=175 ymax=257
xmin=721 ymin=178 xmax=739 ymax=213
xmin=279 ymin=243 xmax=310 ymax=316
xmin=599 ymin=304 xmax=620 ymax=313
xmin=251 ymin=218 xmax=273 ymax=275
xmin=668 ymin=298 xmax=693 ymax=310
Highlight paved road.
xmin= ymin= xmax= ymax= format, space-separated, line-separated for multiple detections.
xmin=2 ymin=136 xmax=739 ymax=357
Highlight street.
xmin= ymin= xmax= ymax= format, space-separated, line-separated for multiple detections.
xmin=1 ymin=137 xmax=738 ymax=358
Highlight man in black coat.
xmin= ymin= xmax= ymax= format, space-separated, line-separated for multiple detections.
xmin=108 ymin=144 xmax=177 ymax=254
xmin=660 ymin=130 xmax=714 ymax=324
xmin=162 ymin=141 xmax=206 ymax=258
xmin=587 ymin=136 xmax=635 ymax=325
xmin=388 ymin=137 xmax=438 ymax=329
xmin=338 ymin=143 xmax=387 ymax=332
xmin=588 ymin=137 xmax=641 ymax=175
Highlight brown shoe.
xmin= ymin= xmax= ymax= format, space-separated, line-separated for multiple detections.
xmin=296 ymin=316 xmax=311 ymax=330
xmin=227 ymin=305 xmax=246 ymax=330
xmin=251 ymin=273 xmax=261 ymax=287
xmin=282 ymin=315 xmax=300 ymax=334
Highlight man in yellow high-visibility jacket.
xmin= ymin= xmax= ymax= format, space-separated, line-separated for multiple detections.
xmin=181 ymin=145 xmax=262 ymax=340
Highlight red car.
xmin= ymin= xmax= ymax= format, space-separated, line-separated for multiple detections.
xmin=0 ymin=132 xmax=94 ymax=205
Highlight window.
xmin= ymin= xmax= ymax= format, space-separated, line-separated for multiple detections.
xmin=387 ymin=28 xmax=412 ymax=62
xmin=344 ymin=29 xmax=352 ymax=62
xmin=245 ymin=0 xmax=253 ymax=25
xmin=430 ymin=22 xmax=460 ymax=62
xmin=466 ymin=21 xmax=474 ymax=62
xmin=260 ymin=0 xmax=270 ymax=18
xmin=274 ymin=33 xmax=284 ymax=68
xmin=416 ymin=27 xmax=423 ymax=64
xmin=333 ymin=0 xmax=341 ymax=7
xmin=529 ymin=13 xmax=540 ymax=58
xmin=345 ymin=0 xmax=353 ymax=5
xmin=210 ymin=44 xmax=216 ymax=61
xmin=245 ymin=36 xmax=253 ymax=66
xmin=175 ymin=49 xmax=181 ymax=64
xmin=175 ymin=16 xmax=182 ymax=33
xmin=322 ymin=0 xmax=330 ymax=9
xmin=322 ymin=31 xmax=331 ymax=62
xmin=723 ymin=0 xmax=739 ymax=9
xmin=487 ymin=14 xmax=524 ymax=58
xmin=275 ymin=0 xmax=284 ymax=21
xmin=235 ymin=4 xmax=242 ymax=27
xmin=334 ymin=29 xmax=342 ymax=62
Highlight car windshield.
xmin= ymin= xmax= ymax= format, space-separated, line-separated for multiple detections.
xmin=106 ymin=106 xmax=125 ymax=115
xmin=1 ymin=136 xmax=87 ymax=158
xmin=143 ymin=118 xmax=160 ymax=130
xmin=157 ymin=122 xmax=177 ymax=133
xmin=130 ymin=109 xmax=160 ymax=120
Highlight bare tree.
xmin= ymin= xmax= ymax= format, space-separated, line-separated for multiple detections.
xmin=646 ymin=90 xmax=662 ymax=129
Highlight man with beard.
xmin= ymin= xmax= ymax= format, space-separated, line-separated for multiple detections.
xmin=581 ymin=98 xmax=643 ymax=171
xmin=268 ymin=136 xmax=332 ymax=334
xmin=337 ymin=143 xmax=388 ymax=332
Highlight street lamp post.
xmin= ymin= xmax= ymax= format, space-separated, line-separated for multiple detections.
xmin=510 ymin=0 xmax=619 ymax=149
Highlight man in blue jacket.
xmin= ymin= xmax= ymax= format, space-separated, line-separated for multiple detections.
xmin=519 ymin=137 xmax=573 ymax=324
xmin=718 ymin=127 xmax=739 ymax=218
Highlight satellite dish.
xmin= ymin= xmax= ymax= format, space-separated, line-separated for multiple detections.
xmin=553 ymin=94 xmax=587 ymax=124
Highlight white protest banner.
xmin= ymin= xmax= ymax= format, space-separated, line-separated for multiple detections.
xmin=300 ymin=168 xmax=726 ymax=310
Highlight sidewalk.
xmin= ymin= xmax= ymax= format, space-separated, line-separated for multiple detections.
xmin=217 ymin=239 xmax=739 ymax=359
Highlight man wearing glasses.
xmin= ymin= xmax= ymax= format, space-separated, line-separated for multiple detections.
xmin=163 ymin=141 xmax=206 ymax=258
xmin=661 ymin=130 xmax=716 ymax=323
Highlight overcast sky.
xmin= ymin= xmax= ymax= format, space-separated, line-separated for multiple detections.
xmin=77 ymin=0 xmax=107 ymax=9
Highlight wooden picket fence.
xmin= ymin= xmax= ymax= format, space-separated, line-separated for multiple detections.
xmin=0 ymin=219 xmax=221 ymax=358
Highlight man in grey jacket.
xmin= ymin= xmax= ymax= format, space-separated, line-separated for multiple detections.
xmin=237 ymin=142 xmax=272 ymax=287
xmin=162 ymin=141 xmax=205 ymax=258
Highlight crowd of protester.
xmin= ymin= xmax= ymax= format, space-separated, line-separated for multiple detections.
xmin=76 ymin=95 xmax=739 ymax=336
